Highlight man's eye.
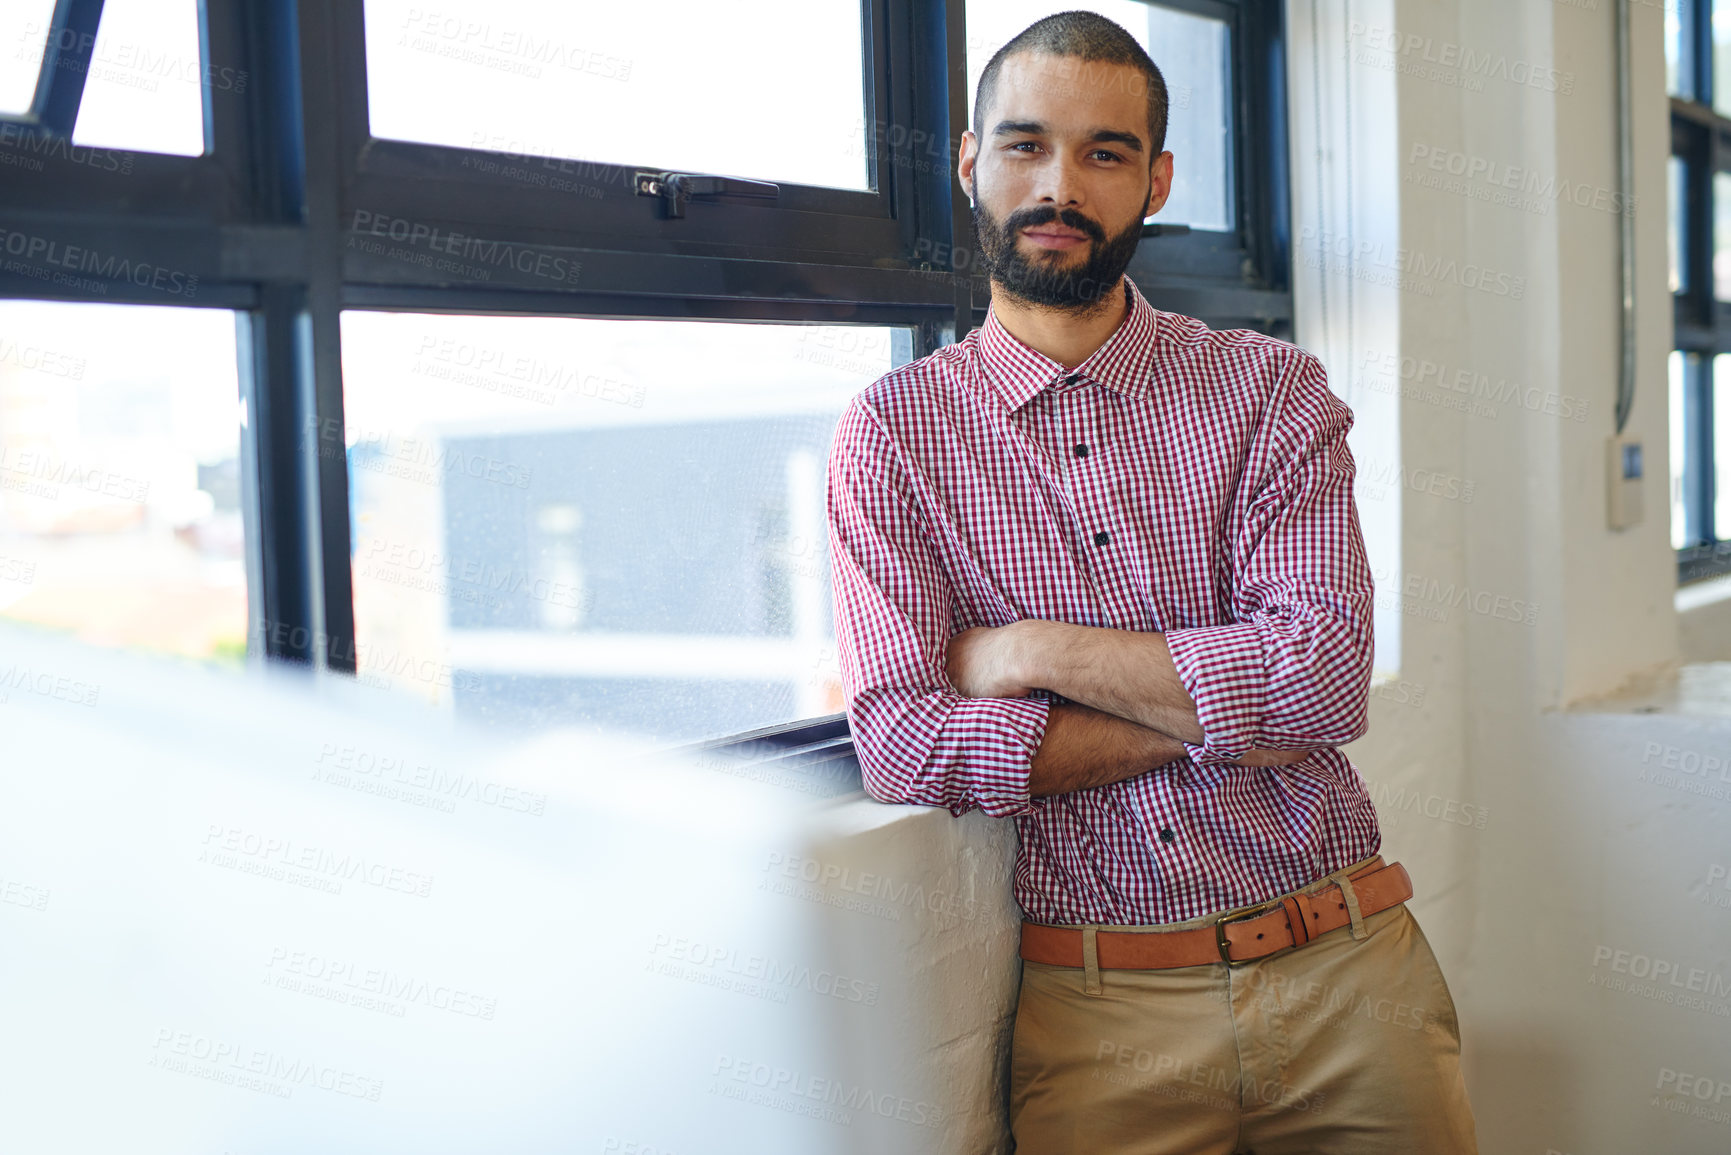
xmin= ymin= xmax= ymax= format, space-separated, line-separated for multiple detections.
xmin=1091 ymin=150 xmax=1123 ymax=163
xmin=1008 ymin=141 xmax=1041 ymax=153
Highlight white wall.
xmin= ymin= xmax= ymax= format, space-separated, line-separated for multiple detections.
xmin=1286 ymin=2 xmax=1731 ymax=1152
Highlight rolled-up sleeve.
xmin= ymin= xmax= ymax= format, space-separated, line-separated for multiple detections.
xmin=826 ymin=399 xmax=1050 ymax=817
xmin=1162 ymin=352 xmax=1374 ymax=762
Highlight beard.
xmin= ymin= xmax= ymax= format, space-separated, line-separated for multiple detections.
xmin=969 ymin=181 xmax=1146 ymax=314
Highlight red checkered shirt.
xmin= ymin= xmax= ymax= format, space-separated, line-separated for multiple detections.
xmin=825 ymin=277 xmax=1382 ymax=925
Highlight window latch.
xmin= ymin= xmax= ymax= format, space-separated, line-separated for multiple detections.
xmin=634 ymin=171 xmax=780 ymax=218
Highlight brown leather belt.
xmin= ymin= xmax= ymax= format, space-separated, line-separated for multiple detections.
xmin=1020 ymin=860 xmax=1413 ymax=969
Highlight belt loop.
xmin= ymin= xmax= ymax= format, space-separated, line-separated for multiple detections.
xmin=1331 ymin=869 xmax=1370 ymax=941
xmin=1082 ymin=925 xmax=1104 ymax=996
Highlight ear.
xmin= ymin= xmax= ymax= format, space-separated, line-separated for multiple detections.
xmin=956 ymin=129 xmax=979 ymax=203
xmin=1143 ymin=151 xmax=1174 ymax=219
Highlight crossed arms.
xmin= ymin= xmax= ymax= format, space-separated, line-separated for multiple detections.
xmin=944 ymin=621 xmax=1310 ymax=799
xmin=825 ymin=352 xmax=1375 ymax=818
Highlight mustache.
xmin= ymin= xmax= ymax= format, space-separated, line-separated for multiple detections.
xmin=1001 ymin=205 xmax=1107 ymax=244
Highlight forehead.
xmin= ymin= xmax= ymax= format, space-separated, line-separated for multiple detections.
xmin=987 ymin=51 xmax=1150 ymax=143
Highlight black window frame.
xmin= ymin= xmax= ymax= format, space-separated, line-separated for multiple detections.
xmin=0 ymin=0 xmax=1291 ymax=747
xmin=1670 ymin=0 xmax=1731 ymax=582
xmin=1130 ymin=0 xmax=1292 ymax=334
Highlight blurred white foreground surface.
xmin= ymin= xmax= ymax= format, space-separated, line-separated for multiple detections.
xmin=0 ymin=626 xmax=1022 ymax=1154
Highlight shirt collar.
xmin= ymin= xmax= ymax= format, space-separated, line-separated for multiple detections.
xmin=975 ymin=277 xmax=1161 ymax=413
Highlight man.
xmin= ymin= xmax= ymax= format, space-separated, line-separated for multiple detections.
xmin=823 ymin=11 xmax=1477 ymax=1154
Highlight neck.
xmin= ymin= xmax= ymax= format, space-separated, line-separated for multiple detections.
xmin=987 ymin=277 xmax=1130 ymax=369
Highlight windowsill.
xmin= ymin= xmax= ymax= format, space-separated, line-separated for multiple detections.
xmin=1676 ymin=544 xmax=1731 ymax=585
xmin=1565 ymin=661 xmax=1731 ymax=720
xmin=1675 ymin=570 xmax=1731 ymax=611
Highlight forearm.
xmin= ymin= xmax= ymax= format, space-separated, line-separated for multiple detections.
xmin=940 ymin=620 xmax=1320 ymax=802
xmin=1018 ymin=621 xmax=1204 ymax=744
xmin=1028 ymin=701 xmax=1189 ymax=796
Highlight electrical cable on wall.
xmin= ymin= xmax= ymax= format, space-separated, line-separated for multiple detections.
xmin=1615 ymin=0 xmax=1636 ymax=434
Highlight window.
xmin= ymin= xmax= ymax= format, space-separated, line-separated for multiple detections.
xmin=362 ymin=0 xmax=871 ymax=190
xmin=0 ymin=0 xmax=1292 ymax=746
xmin=67 ymin=0 xmax=207 ymax=157
xmin=1670 ymin=156 xmax=1687 ymax=292
xmin=0 ymin=301 xmax=244 ymax=661
xmin=340 ymin=311 xmax=908 ymax=738
xmin=1669 ymin=0 xmax=1690 ymax=99
xmin=1666 ymin=0 xmax=1731 ymax=579
xmin=1672 ymin=351 xmax=1689 ymax=549
xmin=5 ymin=0 xmax=209 ymax=156
xmin=1717 ymin=1 xmax=1731 ymax=118
xmin=0 ymin=1 xmax=60 ymax=115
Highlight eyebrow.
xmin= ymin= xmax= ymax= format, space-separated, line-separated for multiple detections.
xmin=990 ymin=120 xmax=1145 ymax=153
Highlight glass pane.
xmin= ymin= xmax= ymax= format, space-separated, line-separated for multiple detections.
xmin=362 ymin=0 xmax=869 ymax=191
xmin=340 ymin=312 xmax=911 ymax=740
xmin=1715 ymin=172 xmax=1731 ymax=300
xmin=1716 ymin=0 xmax=1731 ymax=117
xmin=0 ymin=302 xmax=245 ymax=662
xmin=70 ymin=0 xmax=207 ymax=157
xmin=0 ymin=1 xmax=59 ymax=115
xmin=1716 ymin=355 xmax=1731 ymax=542
xmin=1671 ymin=0 xmax=1694 ymax=99
xmin=1672 ymin=350 xmax=1689 ymax=550
xmin=1670 ymin=157 xmax=1687 ymax=293
xmin=1144 ymin=6 xmax=1231 ymax=231
xmin=966 ymin=1 xmax=1233 ymax=231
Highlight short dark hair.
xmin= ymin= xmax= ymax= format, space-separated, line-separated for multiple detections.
xmin=973 ymin=11 xmax=1169 ymax=157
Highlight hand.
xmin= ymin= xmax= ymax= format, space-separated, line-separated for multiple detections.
xmin=945 ymin=623 xmax=1033 ymax=698
xmin=1233 ymin=747 xmax=1318 ymax=767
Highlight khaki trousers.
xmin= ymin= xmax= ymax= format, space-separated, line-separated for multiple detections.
xmin=1008 ymin=857 xmax=1478 ymax=1154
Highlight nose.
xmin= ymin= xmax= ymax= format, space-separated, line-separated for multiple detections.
xmin=1030 ymin=152 xmax=1085 ymax=210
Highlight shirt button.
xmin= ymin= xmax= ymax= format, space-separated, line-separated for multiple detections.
xmin=1093 ymin=530 xmax=1110 ymax=546
xmin=1072 ymin=443 xmax=1090 ymax=458
xmin=1158 ymin=828 xmax=1175 ymax=844
xmin=1063 ymin=374 xmax=1081 ymax=386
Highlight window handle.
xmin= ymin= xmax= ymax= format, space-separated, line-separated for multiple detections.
xmin=634 ymin=170 xmax=780 ymax=218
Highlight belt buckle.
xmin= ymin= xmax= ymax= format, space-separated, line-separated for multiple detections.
xmin=1213 ymin=897 xmax=1285 ymax=965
